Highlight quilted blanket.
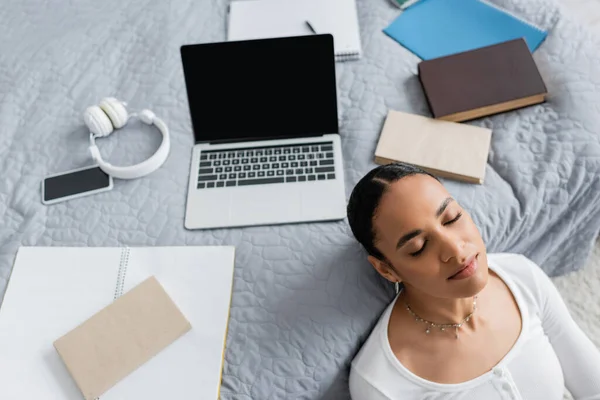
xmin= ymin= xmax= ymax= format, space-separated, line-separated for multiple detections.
xmin=1 ymin=0 xmax=600 ymax=398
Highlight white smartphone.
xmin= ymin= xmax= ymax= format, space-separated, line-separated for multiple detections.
xmin=41 ymin=165 xmax=113 ymax=205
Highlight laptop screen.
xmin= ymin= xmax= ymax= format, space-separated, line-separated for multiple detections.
xmin=180 ymin=34 xmax=339 ymax=144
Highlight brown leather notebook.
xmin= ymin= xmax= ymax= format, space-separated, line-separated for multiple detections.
xmin=375 ymin=111 xmax=492 ymax=184
xmin=418 ymin=38 xmax=547 ymax=122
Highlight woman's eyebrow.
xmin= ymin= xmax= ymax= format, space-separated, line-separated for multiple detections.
xmin=436 ymin=197 xmax=454 ymax=218
xmin=396 ymin=229 xmax=422 ymax=250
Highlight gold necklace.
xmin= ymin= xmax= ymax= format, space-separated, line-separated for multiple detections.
xmin=404 ymin=295 xmax=478 ymax=339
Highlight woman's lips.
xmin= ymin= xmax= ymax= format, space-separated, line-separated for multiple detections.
xmin=448 ymin=256 xmax=478 ymax=280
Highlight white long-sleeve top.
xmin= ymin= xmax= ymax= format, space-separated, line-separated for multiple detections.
xmin=349 ymin=253 xmax=600 ymax=400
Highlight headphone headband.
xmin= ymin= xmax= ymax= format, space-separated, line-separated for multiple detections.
xmin=85 ymin=98 xmax=170 ymax=180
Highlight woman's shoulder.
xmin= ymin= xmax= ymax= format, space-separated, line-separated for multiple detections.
xmin=487 ymin=252 xmax=551 ymax=312
xmin=487 ymin=252 xmax=546 ymax=282
xmin=351 ymin=297 xmax=405 ymax=376
xmin=487 ymin=252 xmax=535 ymax=268
xmin=350 ymin=300 xmax=418 ymax=398
xmin=351 ymin=299 xmax=395 ymax=372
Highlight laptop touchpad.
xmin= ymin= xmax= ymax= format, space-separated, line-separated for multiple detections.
xmin=230 ymin=185 xmax=302 ymax=225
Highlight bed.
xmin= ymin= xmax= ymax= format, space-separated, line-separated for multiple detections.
xmin=1 ymin=0 xmax=599 ymax=398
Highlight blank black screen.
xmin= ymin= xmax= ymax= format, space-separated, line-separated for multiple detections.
xmin=44 ymin=167 xmax=110 ymax=201
xmin=180 ymin=34 xmax=339 ymax=143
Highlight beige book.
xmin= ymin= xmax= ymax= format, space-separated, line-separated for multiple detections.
xmin=54 ymin=276 xmax=191 ymax=400
xmin=374 ymin=110 xmax=492 ymax=184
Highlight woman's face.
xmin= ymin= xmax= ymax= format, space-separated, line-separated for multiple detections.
xmin=370 ymin=174 xmax=489 ymax=299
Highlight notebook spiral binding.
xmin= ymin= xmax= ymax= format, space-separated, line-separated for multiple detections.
xmin=336 ymin=51 xmax=361 ymax=62
xmin=114 ymin=247 xmax=131 ymax=300
xmin=477 ymin=0 xmax=546 ymax=33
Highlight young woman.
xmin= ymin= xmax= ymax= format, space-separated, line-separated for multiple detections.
xmin=346 ymin=162 xmax=600 ymax=399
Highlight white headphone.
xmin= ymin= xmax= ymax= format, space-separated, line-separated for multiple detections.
xmin=84 ymin=97 xmax=170 ymax=180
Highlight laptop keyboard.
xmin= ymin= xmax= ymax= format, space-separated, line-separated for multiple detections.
xmin=197 ymin=142 xmax=336 ymax=189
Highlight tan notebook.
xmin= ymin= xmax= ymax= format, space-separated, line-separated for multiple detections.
xmin=54 ymin=276 xmax=192 ymax=400
xmin=374 ymin=110 xmax=492 ymax=184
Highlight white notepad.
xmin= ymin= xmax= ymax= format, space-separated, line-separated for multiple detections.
xmin=228 ymin=0 xmax=362 ymax=61
xmin=0 ymin=246 xmax=235 ymax=400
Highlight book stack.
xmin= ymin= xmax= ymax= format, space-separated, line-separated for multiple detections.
xmin=376 ymin=0 xmax=549 ymax=184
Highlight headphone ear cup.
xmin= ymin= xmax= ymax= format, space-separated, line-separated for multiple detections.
xmin=84 ymin=105 xmax=113 ymax=137
xmin=99 ymin=97 xmax=128 ymax=129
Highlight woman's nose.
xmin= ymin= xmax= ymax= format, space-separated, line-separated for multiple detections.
xmin=438 ymin=230 xmax=467 ymax=264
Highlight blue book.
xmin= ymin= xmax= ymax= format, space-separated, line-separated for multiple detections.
xmin=383 ymin=0 xmax=548 ymax=60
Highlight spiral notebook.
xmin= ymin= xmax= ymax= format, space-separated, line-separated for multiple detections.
xmin=384 ymin=0 xmax=548 ymax=60
xmin=0 ymin=246 xmax=236 ymax=400
xmin=228 ymin=0 xmax=362 ymax=61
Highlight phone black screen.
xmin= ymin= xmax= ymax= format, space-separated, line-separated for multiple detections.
xmin=43 ymin=167 xmax=110 ymax=201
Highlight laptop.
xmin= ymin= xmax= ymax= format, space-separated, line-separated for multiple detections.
xmin=180 ymin=34 xmax=346 ymax=229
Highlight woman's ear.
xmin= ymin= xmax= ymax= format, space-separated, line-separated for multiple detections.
xmin=368 ymin=255 xmax=401 ymax=284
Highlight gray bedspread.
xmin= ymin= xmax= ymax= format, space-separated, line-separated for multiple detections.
xmin=1 ymin=0 xmax=600 ymax=398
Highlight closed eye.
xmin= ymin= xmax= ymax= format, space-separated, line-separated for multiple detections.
xmin=444 ymin=212 xmax=463 ymax=226
xmin=409 ymin=213 xmax=463 ymax=257
xmin=410 ymin=240 xmax=427 ymax=257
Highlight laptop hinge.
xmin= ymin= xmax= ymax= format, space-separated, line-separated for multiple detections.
xmin=197 ymin=133 xmax=329 ymax=146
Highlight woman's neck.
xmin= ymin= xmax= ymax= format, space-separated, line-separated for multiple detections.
xmin=400 ymin=288 xmax=478 ymax=325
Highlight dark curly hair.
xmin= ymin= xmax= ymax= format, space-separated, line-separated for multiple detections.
xmin=346 ymin=163 xmax=439 ymax=261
